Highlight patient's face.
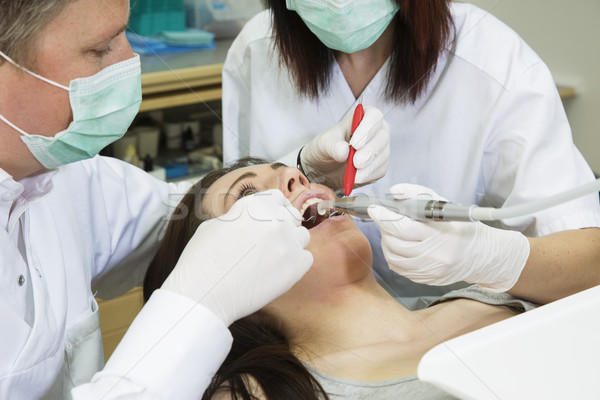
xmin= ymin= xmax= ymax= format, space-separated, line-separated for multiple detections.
xmin=202 ymin=163 xmax=373 ymax=290
xmin=203 ymin=162 xmax=336 ymax=218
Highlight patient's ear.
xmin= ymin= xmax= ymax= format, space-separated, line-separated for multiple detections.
xmin=209 ymin=386 xmax=233 ymax=400
xmin=242 ymin=375 xmax=267 ymax=399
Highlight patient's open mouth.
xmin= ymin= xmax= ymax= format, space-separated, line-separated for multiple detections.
xmin=301 ymin=198 xmax=344 ymax=229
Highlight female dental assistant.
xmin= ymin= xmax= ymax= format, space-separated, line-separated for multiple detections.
xmin=0 ymin=0 xmax=312 ymax=399
xmin=222 ymin=0 xmax=600 ymax=305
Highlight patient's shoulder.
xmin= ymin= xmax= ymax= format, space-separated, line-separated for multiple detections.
xmin=420 ymin=298 xmax=520 ymax=340
xmin=210 ymin=375 xmax=267 ymax=400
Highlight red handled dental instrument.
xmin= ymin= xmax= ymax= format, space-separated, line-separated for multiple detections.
xmin=343 ymin=96 xmax=364 ymax=196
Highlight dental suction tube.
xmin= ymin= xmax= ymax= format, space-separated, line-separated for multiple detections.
xmin=331 ymin=178 xmax=600 ymax=222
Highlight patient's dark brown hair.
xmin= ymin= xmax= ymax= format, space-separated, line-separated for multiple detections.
xmin=143 ymin=157 xmax=329 ymax=400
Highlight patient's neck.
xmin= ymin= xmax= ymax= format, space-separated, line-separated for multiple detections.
xmin=270 ymin=270 xmax=416 ymax=361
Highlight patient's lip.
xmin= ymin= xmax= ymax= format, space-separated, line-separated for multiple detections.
xmin=294 ymin=190 xmax=329 ymax=212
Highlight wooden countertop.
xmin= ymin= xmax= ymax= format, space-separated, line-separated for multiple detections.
xmin=139 ymin=39 xmax=233 ymax=112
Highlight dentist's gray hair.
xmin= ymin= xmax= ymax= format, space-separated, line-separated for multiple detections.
xmin=0 ymin=0 xmax=74 ymax=67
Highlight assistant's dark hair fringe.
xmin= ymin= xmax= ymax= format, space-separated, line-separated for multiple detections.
xmin=266 ymin=0 xmax=454 ymax=103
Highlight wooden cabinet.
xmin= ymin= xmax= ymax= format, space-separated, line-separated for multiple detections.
xmin=97 ymin=287 xmax=144 ymax=361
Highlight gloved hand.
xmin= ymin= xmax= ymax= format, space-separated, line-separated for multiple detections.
xmin=161 ymin=189 xmax=313 ymax=326
xmin=299 ymin=105 xmax=390 ymax=190
xmin=367 ymin=183 xmax=530 ymax=292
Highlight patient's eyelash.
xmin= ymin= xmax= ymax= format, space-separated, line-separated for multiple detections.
xmin=235 ymin=182 xmax=258 ymax=200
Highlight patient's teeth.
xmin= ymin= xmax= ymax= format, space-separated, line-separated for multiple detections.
xmin=300 ymin=197 xmax=323 ymax=216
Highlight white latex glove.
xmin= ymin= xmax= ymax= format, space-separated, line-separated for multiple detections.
xmin=299 ymin=105 xmax=390 ymax=190
xmin=367 ymin=184 xmax=530 ymax=292
xmin=162 ymin=189 xmax=313 ymax=326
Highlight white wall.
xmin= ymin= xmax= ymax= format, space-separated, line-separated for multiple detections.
xmin=461 ymin=0 xmax=600 ymax=174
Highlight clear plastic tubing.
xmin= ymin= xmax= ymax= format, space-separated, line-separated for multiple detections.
xmin=471 ymin=178 xmax=600 ymax=221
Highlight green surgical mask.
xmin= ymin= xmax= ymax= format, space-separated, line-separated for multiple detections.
xmin=0 ymin=51 xmax=141 ymax=169
xmin=286 ymin=0 xmax=399 ymax=53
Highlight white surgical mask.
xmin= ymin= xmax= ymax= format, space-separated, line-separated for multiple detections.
xmin=286 ymin=0 xmax=399 ymax=53
xmin=0 ymin=51 xmax=142 ymax=169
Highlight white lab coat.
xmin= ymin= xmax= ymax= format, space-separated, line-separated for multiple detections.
xmin=222 ymin=3 xmax=600 ymax=304
xmin=0 ymin=156 xmax=232 ymax=399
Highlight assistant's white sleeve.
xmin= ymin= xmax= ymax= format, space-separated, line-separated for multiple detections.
xmin=71 ymin=289 xmax=233 ymax=400
xmin=222 ymin=11 xmax=325 ymax=169
xmin=222 ymin=45 xmax=250 ymax=165
xmin=481 ymin=62 xmax=600 ymax=236
xmin=223 ymin=56 xmax=313 ymax=169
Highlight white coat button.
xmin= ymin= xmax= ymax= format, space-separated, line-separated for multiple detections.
xmin=17 ymin=275 xmax=25 ymax=286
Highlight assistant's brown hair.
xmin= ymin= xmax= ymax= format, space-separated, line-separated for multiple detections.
xmin=266 ymin=0 xmax=454 ymax=103
xmin=143 ymin=157 xmax=329 ymax=400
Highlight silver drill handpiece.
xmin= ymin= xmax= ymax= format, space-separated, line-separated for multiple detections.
xmin=321 ymin=196 xmax=476 ymax=222
xmin=317 ymin=177 xmax=600 ymax=222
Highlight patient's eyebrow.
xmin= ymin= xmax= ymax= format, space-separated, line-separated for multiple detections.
xmin=270 ymin=162 xmax=286 ymax=170
xmin=224 ymin=172 xmax=257 ymax=206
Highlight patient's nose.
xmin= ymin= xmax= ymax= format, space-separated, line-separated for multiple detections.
xmin=279 ymin=167 xmax=310 ymax=198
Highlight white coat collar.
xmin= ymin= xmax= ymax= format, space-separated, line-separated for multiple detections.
xmin=0 ymin=167 xmax=56 ymax=233
xmin=324 ymin=44 xmax=451 ymax=125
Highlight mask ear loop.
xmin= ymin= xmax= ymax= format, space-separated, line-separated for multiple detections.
xmin=0 ymin=113 xmax=30 ymax=136
xmin=0 ymin=50 xmax=69 ymax=91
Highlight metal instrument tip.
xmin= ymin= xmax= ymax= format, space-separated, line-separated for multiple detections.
xmin=317 ymin=200 xmax=334 ymax=215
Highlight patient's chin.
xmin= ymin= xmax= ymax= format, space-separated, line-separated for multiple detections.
xmin=308 ymin=228 xmax=372 ymax=271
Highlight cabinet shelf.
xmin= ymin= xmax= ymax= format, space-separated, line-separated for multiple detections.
xmin=138 ymin=38 xmax=232 ymax=111
xmin=140 ymin=63 xmax=223 ymax=111
xmin=557 ymin=86 xmax=576 ymax=100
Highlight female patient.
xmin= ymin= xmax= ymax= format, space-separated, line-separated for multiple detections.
xmin=144 ymin=158 xmax=534 ymax=400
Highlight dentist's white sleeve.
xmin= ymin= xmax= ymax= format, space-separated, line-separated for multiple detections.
xmin=71 ymin=289 xmax=233 ymax=400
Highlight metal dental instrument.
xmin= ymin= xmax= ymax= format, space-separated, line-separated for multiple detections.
xmin=317 ymin=178 xmax=600 ymax=222
xmin=317 ymin=197 xmax=466 ymax=222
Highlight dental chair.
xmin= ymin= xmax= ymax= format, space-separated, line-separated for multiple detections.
xmin=418 ymin=285 xmax=600 ymax=399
